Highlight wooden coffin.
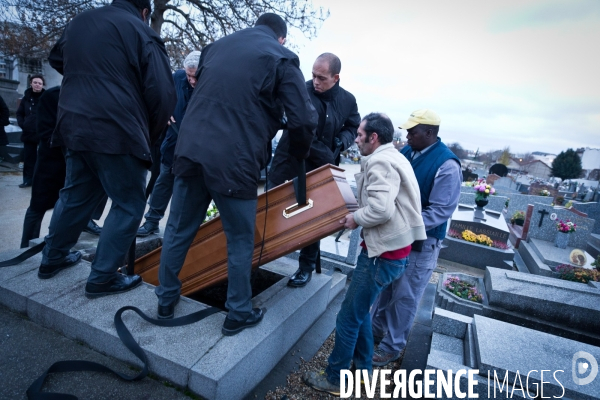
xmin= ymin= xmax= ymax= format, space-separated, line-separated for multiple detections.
xmin=134 ymin=164 xmax=358 ymax=296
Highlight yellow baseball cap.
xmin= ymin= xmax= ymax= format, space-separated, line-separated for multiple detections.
xmin=398 ymin=109 xmax=441 ymax=129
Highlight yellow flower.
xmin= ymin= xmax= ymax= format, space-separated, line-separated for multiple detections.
xmin=485 ymin=189 xmax=490 ymax=194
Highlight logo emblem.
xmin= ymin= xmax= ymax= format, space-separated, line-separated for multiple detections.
xmin=572 ymin=351 xmax=598 ymax=385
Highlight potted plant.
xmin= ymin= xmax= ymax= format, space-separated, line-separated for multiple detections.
xmin=555 ymin=219 xmax=576 ymax=249
xmin=510 ymin=210 xmax=525 ymax=226
xmin=539 ymin=189 xmax=550 ymax=196
xmin=473 ymin=181 xmax=495 ymax=208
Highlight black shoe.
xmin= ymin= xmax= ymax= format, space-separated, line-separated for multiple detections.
xmin=19 ymin=181 xmax=32 ymax=188
xmin=136 ymin=222 xmax=159 ymax=237
xmin=287 ymin=268 xmax=312 ymax=287
xmin=83 ymin=220 xmax=102 ymax=235
xmin=38 ymin=251 xmax=82 ymax=279
xmin=157 ymin=297 xmax=180 ymax=319
xmin=222 ymin=307 xmax=265 ymax=336
xmin=85 ymin=274 xmax=143 ymax=299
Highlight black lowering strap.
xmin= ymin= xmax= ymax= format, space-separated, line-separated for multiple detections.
xmin=0 ymin=242 xmax=46 ymax=267
xmin=26 ymin=304 xmax=220 ymax=399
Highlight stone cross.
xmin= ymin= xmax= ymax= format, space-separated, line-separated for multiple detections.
xmin=537 ymin=209 xmax=549 ymax=227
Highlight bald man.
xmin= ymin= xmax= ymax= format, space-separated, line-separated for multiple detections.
xmin=268 ymin=52 xmax=361 ymax=288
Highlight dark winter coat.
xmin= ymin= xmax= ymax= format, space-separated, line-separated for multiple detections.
xmin=173 ymin=25 xmax=317 ymax=199
xmin=16 ymin=87 xmax=45 ymax=143
xmin=268 ymin=80 xmax=360 ymax=185
xmin=0 ymin=95 xmax=9 ymax=146
xmin=160 ymin=69 xmax=194 ymax=168
xmin=29 ymin=86 xmax=66 ymax=212
xmin=48 ymin=0 xmax=176 ymax=167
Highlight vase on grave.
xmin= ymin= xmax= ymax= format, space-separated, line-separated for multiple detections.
xmin=554 ymin=232 xmax=570 ymax=249
xmin=475 ymin=198 xmax=489 ymax=208
xmin=514 ymin=218 xmax=524 ymax=226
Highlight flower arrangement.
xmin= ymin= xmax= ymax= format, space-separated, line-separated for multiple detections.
xmin=556 ymin=219 xmax=576 ymax=233
xmin=461 ymin=229 xmax=493 ymax=246
xmin=539 ymin=189 xmax=550 ymax=196
xmin=204 ymin=202 xmax=219 ymax=222
xmin=447 ymin=229 xmax=509 ymax=249
xmin=510 ymin=210 xmax=525 ymax=225
xmin=474 ymin=181 xmax=495 ymax=201
xmin=592 ymin=255 xmax=600 ymax=272
xmin=555 ymin=264 xmax=600 ymax=284
xmin=443 ymin=276 xmax=483 ymax=303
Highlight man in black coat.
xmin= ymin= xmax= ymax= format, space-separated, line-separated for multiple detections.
xmin=40 ymin=0 xmax=176 ymax=299
xmin=268 ymin=53 xmax=361 ymax=287
xmin=155 ymin=14 xmax=317 ymax=332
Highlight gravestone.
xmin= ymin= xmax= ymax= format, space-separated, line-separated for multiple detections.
xmin=505 ymin=194 xmax=554 ymax=224
xmin=485 ymin=173 xmax=501 ymax=186
xmin=571 ymin=202 xmax=600 ymax=258
xmin=450 ymin=205 xmax=510 ymax=244
xmin=525 ymin=203 xmax=595 ymax=249
xmin=440 ymin=204 xmax=514 ymax=270
xmin=493 ymin=176 xmax=513 ymax=189
xmin=528 ymin=182 xmax=558 ymax=197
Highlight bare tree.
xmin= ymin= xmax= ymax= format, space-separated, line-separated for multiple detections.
xmin=1 ymin=0 xmax=328 ymax=65
xmin=447 ymin=142 xmax=467 ymax=160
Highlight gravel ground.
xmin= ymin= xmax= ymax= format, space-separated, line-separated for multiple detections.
xmin=265 ymin=271 xmax=440 ymax=399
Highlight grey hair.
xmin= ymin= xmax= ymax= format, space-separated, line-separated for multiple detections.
xmin=183 ymin=51 xmax=201 ymax=70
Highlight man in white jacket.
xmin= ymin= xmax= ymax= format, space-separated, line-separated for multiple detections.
xmin=303 ymin=112 xmax=426 ymax=395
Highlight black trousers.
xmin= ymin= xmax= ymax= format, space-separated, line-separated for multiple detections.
xmin=22 ymin=141 xmax=38 ymax=183
xmin=21 ymin=197 xmax=107 ymax=248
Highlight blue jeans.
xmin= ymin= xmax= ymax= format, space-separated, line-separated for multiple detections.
xmin=325 ymin=249 xmax=408 ymax=385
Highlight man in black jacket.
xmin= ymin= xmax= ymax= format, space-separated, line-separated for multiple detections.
xmin=155 ymin=14 xmax=317 ymax=333
xmin=40 ymin=0 xmax=176 ymax=299
xmin=268 ymin=53 xmax=360 ymax=287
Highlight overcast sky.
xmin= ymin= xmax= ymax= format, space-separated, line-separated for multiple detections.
xmin=289 ymin=0 xmax=599 ymax=156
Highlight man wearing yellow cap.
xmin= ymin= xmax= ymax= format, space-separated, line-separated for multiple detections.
xmin=370 ymin=109 xmax=462 ymax=366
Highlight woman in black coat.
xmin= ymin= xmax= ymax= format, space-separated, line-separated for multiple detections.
xmin=20 ymin=86 xmax=108 ymax=248
xmin=16 ymin=74 xmax=45 ymax=187
xmin=0 ymin=94 xmax=10 ymax=160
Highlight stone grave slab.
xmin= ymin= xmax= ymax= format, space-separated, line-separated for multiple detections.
xmin=485 ymin=267 xmax=600 ymax=333
xmin=441 ymin=204 xmax=514 ymax=270
xmin=527 ymin=237 xmax=596 ymax=270
xmin=573 ymin=202 xmax=600 ymax=235
xmin=450 ymin=204 xmax=510 ymax=243
xmin=505 ymin=194 xmax=554 ymax=224
xmin=526 ymin=204 xmax=595 ymax=249
xmin=474 ymin=314 xmax=600 ymax=400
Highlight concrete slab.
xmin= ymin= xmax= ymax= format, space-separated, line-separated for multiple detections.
xmin=474 ymin=314 xmax=600 ymax=400
xmin=0 ymin=250 xmax=336 ymax=399
xmin=188 ymin=271 xmax=331 ymax=399
xmin=518 ymin=240 xmax=553 ymax=276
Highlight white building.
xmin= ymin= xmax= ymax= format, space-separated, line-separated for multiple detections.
xmin=579 ymin=147 xmax=600 ymax=180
